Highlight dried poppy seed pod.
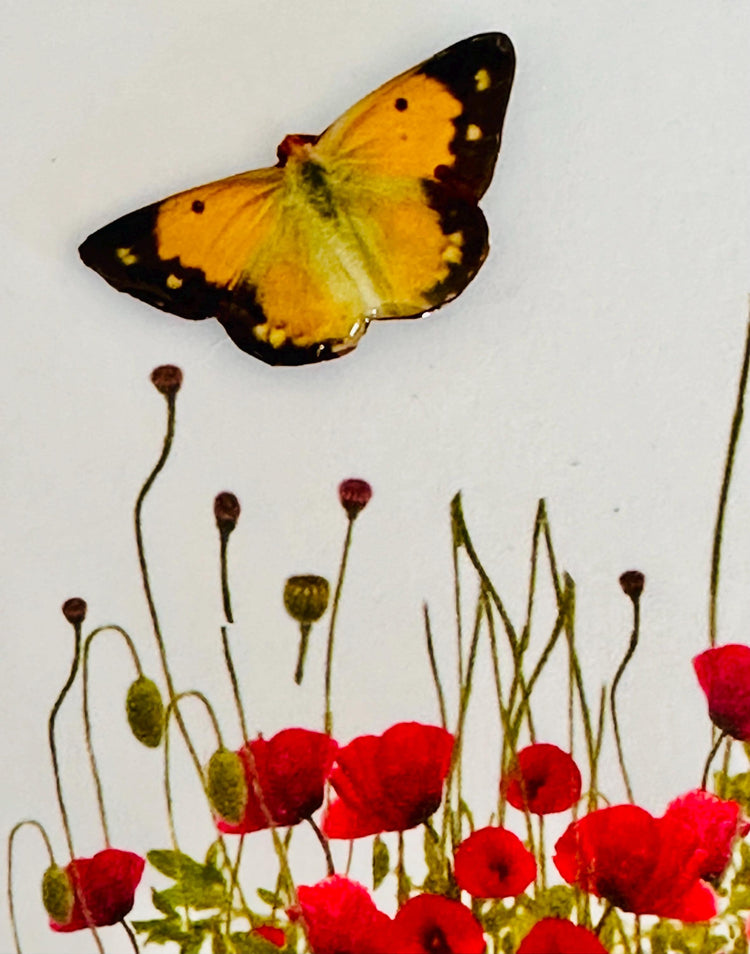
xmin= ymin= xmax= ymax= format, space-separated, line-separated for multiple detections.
xmin=338 ymin=478 xmax=372 ymax=520
xmin=61 ymin=598 xmax=87 ymax=626
xmin=150 ymin=364 xmax=183 ymax=397
xmin=126 ymin=676 xmax=165 ymax=748
xmin=619 ymin=570 xmax=645 ymax=602
xmin=283 ymin=576 xmax=330 ymax=625
xmin=207 ymin=748 xmax=248 ymax=825
xmin=284 ymin=576 xmax=330 ymax=685
xmin=41 ymin=864 xmax=74 ymax=925
xmin=214 ymin=492 xmax=241 ymax=535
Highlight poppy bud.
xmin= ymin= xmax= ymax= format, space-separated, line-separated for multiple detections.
xmin=283 ymin=576 xmax=330 ymax=625
xmin=61 ymin=598 xmax=87 ymax=626
xmin=42 ymin=865 xmax=74 ymax=925
xmin=150 ymin=365 xmax=182 ymax=397
xmin=207 ymin=747 xmax=248 ymax=825
xmin=125 ymin=676 xmax=164 ymax=748
xmin=338 ymin=478 xmax=372 ymax=520
xmin=619 ymin=570 xmax=645 ymax=601
xmin=214 ymin=492 xmax=241 ymax=535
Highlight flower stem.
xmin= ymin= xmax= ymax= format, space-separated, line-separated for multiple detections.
xmin=324 ymin=517 xmax=355 ymax=735
xmin=295 ymin=623 xmax=311 ymax=685
xmin=709 ymin=313 xmax=750 ymax=646
xmin=219 ymin=530 xmax=234 ymax=624
xmin=7 ymin=820 xmax=55 ymax=954
xmin=306 ymin=816 xmax=334 ymax=875
xmin=221 ymin=626 xmax=249 ymax=742
xmin=701 ymin=730 xmax=727 ymax=790
xmin=423 ymin=603 xmax=447 ymax=730
xmin=611 ymin=593 xmax=641 ymax=803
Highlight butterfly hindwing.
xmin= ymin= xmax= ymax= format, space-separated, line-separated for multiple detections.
xmin=79 ymin=33 xmax=515 ymax=365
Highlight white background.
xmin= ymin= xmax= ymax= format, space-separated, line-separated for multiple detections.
xmin=2 ymin=1 xmax=750 ymax=951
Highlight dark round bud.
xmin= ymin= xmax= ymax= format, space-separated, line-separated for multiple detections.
xmin=283 ymin=575 xmax=330 ymax=625
xmin=61 ymin=598 xmax=87 ymax=625
xmin=207 ymin=748 xmax=248 ymax=824
xmin=619 ymin=570 xmax=645 ymax=602
xmin=42 ymin=864 xmax=74 ymax=925
xmin=150 ymin=365 xmax=183 ymax=397
xmin=214 ymin=492 xmax=241 ymax=534
xmin=126 ymin=676 xmax=165 ymax=748
xmin=338 ymin=478 xmax=372 ymax=520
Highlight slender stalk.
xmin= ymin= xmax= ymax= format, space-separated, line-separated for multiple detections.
xmin=423 ymin=603 xmax=447 ymax=730
xmin=134 ymin=392 xmax=203 ymax=779
xmin=48 ymin=618 xmax=82 ymax=859
xmin=701 ymin=730 xmax=727 ymax=790
xmin=306 ymin=816 xmax=334 ymax=875
xmin=219 ymin=531 xmax=234 ymax=624
xmin=611 ymin=595 xmax=641 ymax=803
xmin=120 ymin=917 xmax=140 ymax=953
xmin=221 ymin=626 xmax=249 ymax=742
xmin=709 ymin=314 xmax=750 ymax=646
xmin=82 ymin=626 xmax=142 ymax=846
xmin=324 ymin=518 xmax=354 ymax=735
xmin=7 ymin=820 xmax=55 ymax=954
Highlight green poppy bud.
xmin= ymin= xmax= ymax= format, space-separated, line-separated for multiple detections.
xmin=207 ymin=748 xmax=248 ymax=825
xmin=283 ymin=575 xmax=330 ymax=625
xmin=126 ymin=676 xmax=164 ymax=748
xmin=41 ymin=864 xmax=74 ymax=925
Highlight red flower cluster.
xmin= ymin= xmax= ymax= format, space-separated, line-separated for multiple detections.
xmin=293 ymin=876 xmax=485 ymax=954
xmin=49 ymin=849 xmax=145 ymax=933
xmin=517 ymin=918 xmax=607 ymax=953
xmin=217 ymin=728 xmax=337 ymax=834
xmin=453 ymin=826 xmax=536 ymax=898
xmin=554 ymin=804 xmax=716 ymax=920
xmin=694 ymin=644 xmax=750 ymax=740
xmin=501 ymin=743 xmax=581 ymax=815
xmin=665 ymin=788 xmax=748 ymax=882
xmin=323 ymin=722 xmax=453 ymax=838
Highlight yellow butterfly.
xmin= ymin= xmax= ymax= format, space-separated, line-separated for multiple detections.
xmin=79 ymin=33 xmax=515 ymax=366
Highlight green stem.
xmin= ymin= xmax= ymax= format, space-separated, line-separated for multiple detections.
xmin=701 ymin=730 xmax=727 ymax=791
xmin=611 ymin=596 xmax=641 ymax=803
xmin=219 ymin=530 xmax=234 ymax=624
xmin=423 ymin=603 xmax=448 ymax=730
xmin=48 ymin=617 xmax=81 ymax=859
xmin=324 ymin=518 xmax=354 ymax=735
xmin=295 ymin=623 xmax=311 ymax=685
xmin=709 ymin=315 xmax=750 ymax=646
xmin=307 ymin=816 xmax=334 ymax=875
xmin=7 ymin=820 xmax=55 ymax=954
xmin=221 ymin=626 xmax=249 ymax=742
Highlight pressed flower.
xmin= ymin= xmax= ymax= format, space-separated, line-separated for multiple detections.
xmin=665 ymin=789 xmax=749 ymax=882
xmin=338 ymin=478 xmax=372 ymax=520
xmin=150 ymin=364 xmax=182 ymax=396
xmin=61 ymin=598 xmax=87 ymax=625
xmin=216 ymin=727 xmax=337 ymax=834
xmin=389 ymin=894 xmax=485 ymax=954
xmin=693 ymin=645 xmax=750 ymax=740
xmin=453 ymin=826 xmax=536 ymax=898
xmin=517 ymin=918 xmax=607 ymax=954
xmin=322 ymin=722 xmax=453 ymax=839
xmin=46 ymin=848 xmax=145 ymax=932
xmin=619 ymin=570 xmax=645 ymax=601
xmin=501 ymin=743 xmax=581 ymax=815
xmin=214 ymin=491 xmax=241 ymax=534
xmin=553 ymin=804 xmax=716 ymax=921
xmin=291 ymin=875 xmax=392 ymax=954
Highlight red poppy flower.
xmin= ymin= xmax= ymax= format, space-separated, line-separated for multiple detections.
xmin=666 ymin=789 xmax=749 ymax=882
xmin=694 ymin=645 xmax=750 ymax=740
xmin=501 ymin=744 xmax=581 ymax=815
xmin=388 ymin=894 xmax=485 ymax=954
xmin=553 ymin=804 xmax=716 ymax=921
xmin=217 ymin=728 xmax=337 ymax=834
xmin=291 ymin=875 xmax=392 ymax=954
xmin=322 ymin=723 xmax=453 ymax=839
xmin=453 ymin=826 xmax=536 ymax=898
xmin=49 ymin=849 xmax=145 ymax=932
xmin=517 ymin=918 xmax=607 ymax=954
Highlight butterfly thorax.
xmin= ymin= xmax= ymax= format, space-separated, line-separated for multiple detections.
xmin=276 ymin=133 xmax=338 ymax=221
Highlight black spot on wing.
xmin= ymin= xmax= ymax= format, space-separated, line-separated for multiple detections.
xmin=419 ymin=32 xmax=515 ymax=198
xmin=395 ymin=97 xmax=408 ymax=111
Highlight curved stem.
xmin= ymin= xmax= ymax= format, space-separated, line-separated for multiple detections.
xmin=221 ymin=626 xmax=248 ymax=742
xmin=120 ymin=917 xmax=140 ymax=953
xmin=7 ymin=820 xmax=55 ymax=954
xmin=709 ymin=314 xmax=750 ymax=646
xmin=423 ymin=603 xmax=447 ymax=730
xmin=82 ymin=626 xmax=143 ymax=846
xmin=306 ymin=816 xmax=334 ymax=875
xmin=324 ymin=518 xmax=354 ymax=735
xmin=219 ymin=531 xmax=234 ymax=624
xmin=610 ymin=596 xmax=640 ymax=803
xmin=48 ymin=618 xmax=81 ymax=859
xmin=134 ymin=394 xmax=203 ymax=780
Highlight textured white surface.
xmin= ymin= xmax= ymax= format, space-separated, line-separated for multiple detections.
xmin=2 ymin=1 xmax=750 ymax=951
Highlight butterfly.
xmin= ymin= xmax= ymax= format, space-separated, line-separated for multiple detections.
xmin=79 ymin=33 xmax=515 ymax=366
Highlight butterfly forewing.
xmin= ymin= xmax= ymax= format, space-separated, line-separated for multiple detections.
xmin=79 ymin=33 xmax=515 ymax=366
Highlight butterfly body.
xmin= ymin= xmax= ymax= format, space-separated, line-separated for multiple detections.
xmin=79 ymin=33 xmax=515 ymax=365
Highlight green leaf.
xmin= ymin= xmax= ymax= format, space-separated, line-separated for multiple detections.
xmin=257 ymin=887 xmax=282 ymax=909
xmin=147 ymin=849 xmax=228 ymax=910
xmin=152 ymin=888 xmax=179 ymax=917
xmin=132 ymin=917 xmax=191 ymax=945
xmin=373 ymin=835 xmax=390 ymax=889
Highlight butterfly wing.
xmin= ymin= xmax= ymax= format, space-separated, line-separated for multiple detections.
xmin=79 ymin=34 xmax=515 ymax=365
